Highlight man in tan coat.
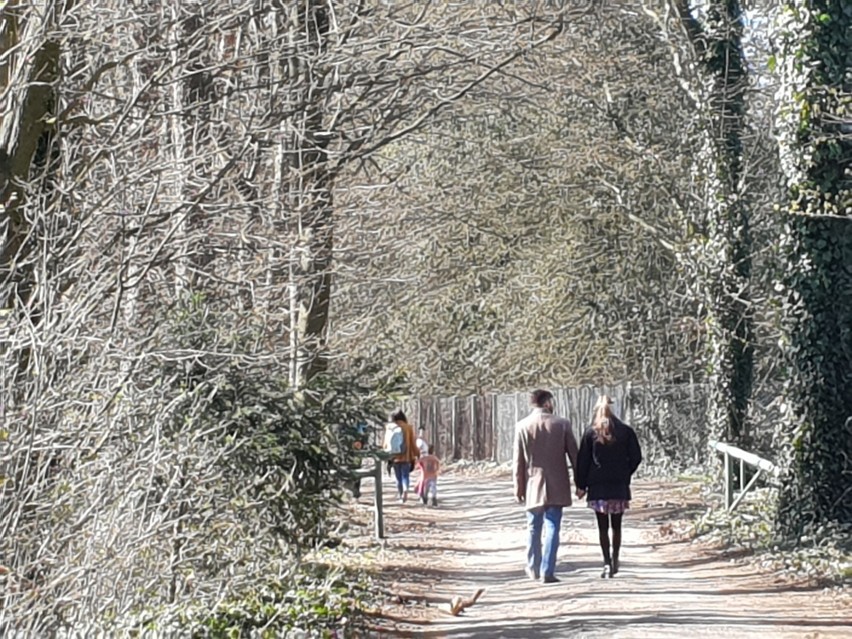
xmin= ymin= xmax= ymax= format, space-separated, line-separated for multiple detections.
xmin=513 ymin=389 xmax=579 ymax=583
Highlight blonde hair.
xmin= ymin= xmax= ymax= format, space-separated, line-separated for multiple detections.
xmin=593 ymin=395 xmax=615 ymax=445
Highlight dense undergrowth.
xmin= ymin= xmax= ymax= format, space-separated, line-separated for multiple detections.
xmin=144 ymin=564 xmax=378 ymax=638
xmin=692 ymin=479 xmax=852 ymax=587
xmin=1 ymin=295 xmax=401 ymax=636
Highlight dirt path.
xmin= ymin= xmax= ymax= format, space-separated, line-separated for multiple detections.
xmin=351 ymin=468 xmax=850 ymax=638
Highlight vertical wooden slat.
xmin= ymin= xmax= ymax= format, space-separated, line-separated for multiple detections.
xmin=490 ymin=393 xmax=497 ymax=460
xmin=513 ymin=394 xmax=520 ymax=426
xmin=449 ymin=397 xmax=456 ymax=460
xmin=470 ymin=396 xmax=477 ymax=460
xmin=430 ymin=397 xmax=437 ymax=457
xmin=460 ymin=395 xmax=470 ymax=459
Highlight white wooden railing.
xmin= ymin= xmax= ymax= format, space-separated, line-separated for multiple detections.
xmin=710 ymin=440 xmax=781 ymax=512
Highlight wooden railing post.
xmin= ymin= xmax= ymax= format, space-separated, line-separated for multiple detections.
xmin=724 ymin=450 xmax=733 ymax=509
xmin=354 ymin=451 xmax=387 ymax=540
xmin=373 ymin=460 xmax=384 ymax=540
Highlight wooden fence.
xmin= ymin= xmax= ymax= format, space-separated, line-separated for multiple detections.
xmin=404 ymin=381 xmax=710 ymax=472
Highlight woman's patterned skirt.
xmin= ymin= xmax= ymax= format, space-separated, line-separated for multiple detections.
xmin=587 ymin=499 xmax=630 ymax=514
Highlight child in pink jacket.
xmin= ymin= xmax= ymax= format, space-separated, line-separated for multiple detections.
xmin=415 ymin=445 xmax=440 ymax=507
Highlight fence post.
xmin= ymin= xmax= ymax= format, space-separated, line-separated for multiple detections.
xmin=373 ymin=461 xmax=384 ymax=539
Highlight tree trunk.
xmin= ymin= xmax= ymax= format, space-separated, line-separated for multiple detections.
xmin=775 ymin=0 xmax=852 ymax=534
xmin=674 ymin=0 xmax=754 ymax=443
xmin=170 ymin=4 xmax=216 ymax=295
xmin=168 ymin=6 xmax=189 ymax=296
xmin=0 ymin=1 xmax=63 ymax=382
xmin=285 ymin=1 xmax=333 ymax=389
xmin=0 ymin=3 xmax=61 ymax=313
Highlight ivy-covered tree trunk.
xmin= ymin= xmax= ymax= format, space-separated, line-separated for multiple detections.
xmin=774 ymin=0 xmax=852 ymax=534
xmin=675 ymin=0 xmax=754 ymax=443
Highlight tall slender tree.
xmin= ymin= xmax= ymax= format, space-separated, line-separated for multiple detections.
xmin=665 ymin=0 xmax=755 ymax=444
xmin=0 ymin=1 xmax=65 ymax=374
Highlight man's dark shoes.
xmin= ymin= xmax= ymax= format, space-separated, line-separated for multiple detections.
xmin=611 ymin=557 xmax=619 ymax=576
xmin=542 ymin=574 xmax=560 ymax=584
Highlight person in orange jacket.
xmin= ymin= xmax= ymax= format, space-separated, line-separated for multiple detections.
xmin=383 ymin=410 xmax=420 ymax=502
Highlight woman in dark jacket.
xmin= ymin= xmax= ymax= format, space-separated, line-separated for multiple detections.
xmin=576 ymin=395 xmax=642 ymax=578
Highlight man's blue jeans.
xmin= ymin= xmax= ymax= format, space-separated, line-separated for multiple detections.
xmin=526 ymin=506 xmax=563 ymax=578
xmin=393 ymin=462 xmax=410 ymax=496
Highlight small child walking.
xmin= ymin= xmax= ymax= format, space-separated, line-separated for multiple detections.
xmin=415 ymin=445 xmax=440 ymax=507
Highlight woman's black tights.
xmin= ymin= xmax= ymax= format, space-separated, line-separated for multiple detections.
xmin=595 ymin=512 xmax=623 ymax=565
